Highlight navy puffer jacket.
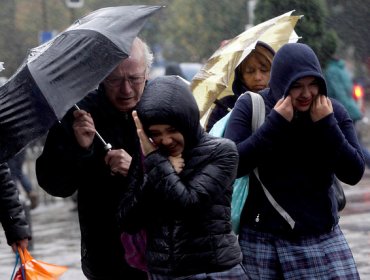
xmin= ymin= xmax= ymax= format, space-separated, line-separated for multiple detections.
xmin=118 ymin=76 xmax=242 ymax=277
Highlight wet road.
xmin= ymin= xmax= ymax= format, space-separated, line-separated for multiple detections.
xmin=0 ymin=199 xmax=84 ymax=279
xmin=0 ymin=171 xmax=369 ymax=279
xmin=339 ymin=168 xmax=370 ymax=278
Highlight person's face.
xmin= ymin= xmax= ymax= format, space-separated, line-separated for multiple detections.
xmin=240 ymin=54 xmax=271 ymax=91
xmin=103 ymin=42 xmax=147 ymax=112
xmin=148 ymin=124 xmax=184 ymax=157
xmin=289 ymin=76 xmax=320 ymax=112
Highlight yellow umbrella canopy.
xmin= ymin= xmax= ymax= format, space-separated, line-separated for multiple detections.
xmin=191 ymin=10 xmax=302 ymax=118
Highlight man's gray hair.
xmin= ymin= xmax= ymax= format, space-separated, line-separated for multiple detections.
xmin=138 ymin=37 xmax=154 ymax=71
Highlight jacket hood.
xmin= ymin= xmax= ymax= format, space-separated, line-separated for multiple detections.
xmin=232 ymin=41 xmax=275 ymax=96
xmin=137 ymin=75 xmax=203 ymax=151
xmin=269 ymin=43 xmax=327 ymax=98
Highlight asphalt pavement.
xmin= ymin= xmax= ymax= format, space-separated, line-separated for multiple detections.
xmin=0 ymin=199 xmax=84 ymax=280
xmin=339 ymin=168 xmax=370 ymax=279
xmin=0 ymin=169 xmax=369 ymax=279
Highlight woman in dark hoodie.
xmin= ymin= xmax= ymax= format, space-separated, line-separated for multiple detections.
xmin=224 ymin=43 xmax=364 ymax=279
xmin=206 ymin=41 xmax=275 ymax=132
xmin=118 ymin=75 xmax=247 ymax=279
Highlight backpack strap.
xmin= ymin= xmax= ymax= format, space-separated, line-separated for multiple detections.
xmin=248 ymin=91 xmax=265 ymax=131
xmin=247 ymin=91 xmax=296 ymax=230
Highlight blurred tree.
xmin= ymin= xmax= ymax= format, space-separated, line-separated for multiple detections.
xmin=0 ymin=0 xmax=250 ymax=75
xmin=156 ymin=0 xmax=247 ymax=62
xmin=1 ymin=0 xmax=367 ymax=79
xmin=254 ymin=0 xmax=335 ymax=67
xmin=325 ymin=0 xmax=370 ymax=76
xmin=0 ymin=1 xmax=19 ymax=77
xmin=0 ymin=0 xmax=74 ymax=77
xmin=254 ymin=0 xmax=370 ymax=73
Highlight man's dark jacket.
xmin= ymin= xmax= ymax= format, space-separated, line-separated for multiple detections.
xmin=36 ymin=87 xmax=145 ymax=279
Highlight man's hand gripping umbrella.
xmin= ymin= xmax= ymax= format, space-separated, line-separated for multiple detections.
xmin=73 ymin=104 xmax=131 ymax=177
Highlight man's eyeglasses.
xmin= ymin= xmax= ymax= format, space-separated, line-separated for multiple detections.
xmin=105 ymin=72 xmax=146 ymax=87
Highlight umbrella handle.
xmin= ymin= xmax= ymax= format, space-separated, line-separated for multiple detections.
xmin=73 ymin=104 xmax=112 ymax=152
xmin=103 ymin=143 xmax=112 ymax=152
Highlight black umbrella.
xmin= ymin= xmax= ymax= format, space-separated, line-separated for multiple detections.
xmin=0 ymin=5 xmax=162 ymax=163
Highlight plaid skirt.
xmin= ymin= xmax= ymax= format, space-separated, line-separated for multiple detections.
xmin=238 ymin=225 xmax=360 ymax=279
xmin=148 ymin=263 xmax=248 ymax=280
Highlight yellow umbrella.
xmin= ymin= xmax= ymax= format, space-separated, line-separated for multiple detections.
xmin=191 ymin=10 xmax=302 ymax=119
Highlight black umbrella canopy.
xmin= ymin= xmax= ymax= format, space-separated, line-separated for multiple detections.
xmin=0 ymin=5 xmax=163 ymax=163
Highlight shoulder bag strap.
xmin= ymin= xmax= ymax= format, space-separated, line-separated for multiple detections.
xmin=247 ymin=91 xmax=295 ymax=229
xmin=248 ymin=91 xmax=265 ymax=131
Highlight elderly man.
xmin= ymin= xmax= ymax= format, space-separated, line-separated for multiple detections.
xmin=36 ymin=38 xmax=152 ymax=279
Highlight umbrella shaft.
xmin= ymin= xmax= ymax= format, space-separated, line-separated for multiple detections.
xmin=73 ymin=104 xmax=112 ymax=151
